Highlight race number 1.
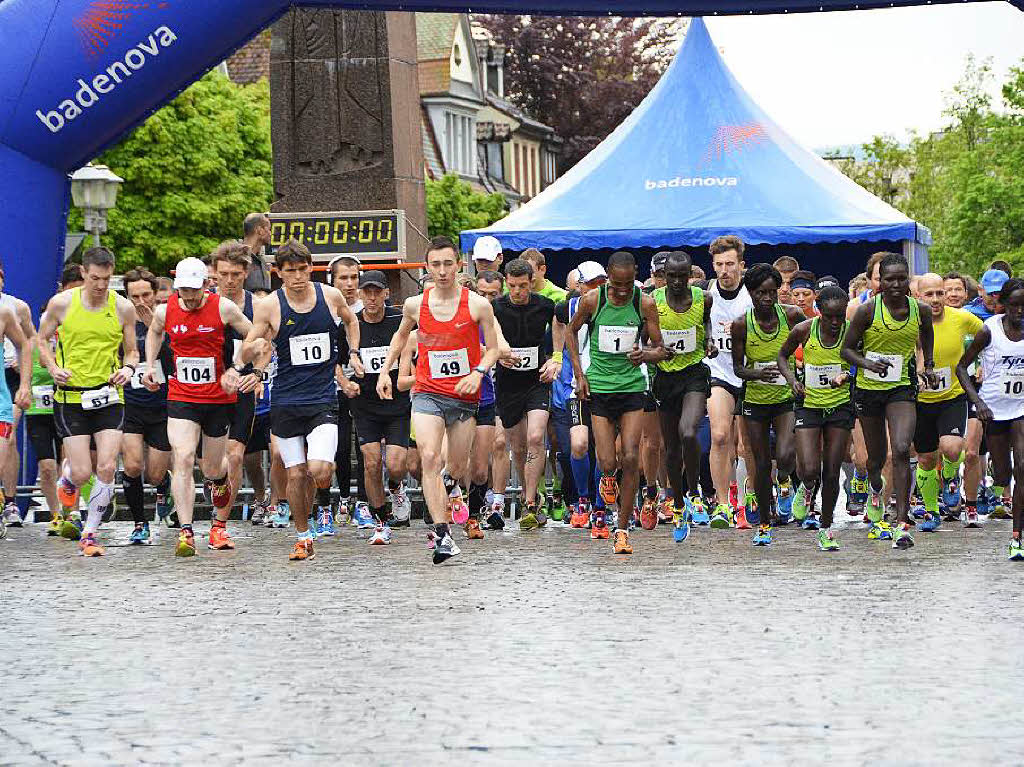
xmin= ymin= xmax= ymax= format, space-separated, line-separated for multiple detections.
xmin=598 ymin=325 xmax=637 ymax=354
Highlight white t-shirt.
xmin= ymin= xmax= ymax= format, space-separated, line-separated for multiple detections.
xmin=705 ymin=280 xmax=752 ymax=387
xmin=978 ymin=315 xmax=1024 ymax=422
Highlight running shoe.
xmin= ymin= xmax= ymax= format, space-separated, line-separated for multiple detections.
xmin=613 ymin=529 xmax=633 ymax=554
xmin=672 ymin=503 xmax=690 ymax=543
xmin=598 ymin=475 xmax=618 ymax=507
xmin=917 ymin=513 xmax=941 ymax=532
xmin=792 ymin=482 xmax=808 ymax=523
xmin=155 ymin=494 xmax=175 ymax=527
xmin=976 ymin=487 xmax=991 ymax=515
xmin=729 ymin=480 xmax=739 ymax=510
xmin=78 ymin=533 xmax=105 ymax=557
xmin=390 ymin=484 xmax=412 ymax=525
xmin=334 ymin=499 xmax=351 ymax=527
xmin=802 ymin=512 xmax=821 ymax=531
xmin=590 ymin=510 xmax=610 ymax=540
xmin=816 ymin=528 xmax=840 ymax=551
xmin=867 ymin=520 xmax=893 ymax=540
xmin=0 ymin=515 xmax=5 ymax=539
xmin=317 ymin=506 xmax=336 ymax=537
xmin=743 ymin=486 xmax=759 ymax=525
xmin=57 ymin=463 xmax=79 ymax=510
xmin=175 ymin=528 xmax=196 ymax=557
xmin=776 ymin=479 xmax=794 ymax=522
xmin=690 ymin=497 xmax=710 ymax=526
xmin=449 ymin=492 xmax=471 ymax=526
xmin=570 ymin=499 xmax=589 ymax=528
xmin=485 ymin=502 xmax=506 ymax=531
xmin=752 ymin=525 xmax=773 ymax=546
xmin=208 ymin=525 xmax=236 ymax=550
xmin=865 ymin=478 xmax=887 ymax=523
xmin=465 ymin=518 xmax=484 ymax=540
xmin=269 ymin=503 xmax=290 ymax=528
xmin=369 ymin=525 xmax=393 ymax=545
xmin=2 ymin=503 xmax=21 ymax=528
xmin=734 ymin=505 xmax=752 ymax=530
xmin=59 ymin=513 xmax=83 ymax=541
xmin=129 ymin=522 xmax=151 ymax=545
xmin=46 ymin=514 xmax=64 ymax=537
xmin=432 ymin=532 xmax=460 ymax=564
xmin=290 ymin=539 xmax=315 ymax=561
xmin=941 ymin=504 xmax=961 ymax=522
xmin=893 ymin=523 xmax=915 ymax=549
xmin=250 ymin=501 xmax=269 ymax=526
xmin=306 ymin=516 xmax=319 ymax=540
xmin=990 ymin=499 xmax=1011 ymax=519
xmin=352 ymin=502 xmax=375 ymax=529
xmin=639 ymin=496 xmax=658 ymax=530
xmin=709 ymin=502 xmax=732 ymax=529
xmin=520 ymin=503 xmax=540 ymax=530
xmin=847 ymin=475 xmax=868 ymax=514
xmin=911 ymin=503 xmax=928 ymax=520
xmin=550 ymin=494 xmax=567 ymax=522
xmin=1008 ymin=537 xmax=1024 ymax=561
xmin=963 ymin=508 xmax=982 ymax=528
xmin=941 ymin=474 xmax=962 ymax=510
xmin=657 ymin=497 xmax=674 ymax=525
xmin=563 ymin=504 xmax=575 ymax=525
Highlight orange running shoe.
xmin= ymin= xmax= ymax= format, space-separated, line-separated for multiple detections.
xmin=599 ymin=475 xmax=619 ymax=506
xmin=78 ymin=534 xmax=105 ymax=557
xmin=734 ymin=507 xmax=752 ymax=530
xmin=289 ymin=539 xmax=315 ymax=561
xmin=208 ymin=525 xmax=236 ymax=550
xmin=57 ymin=469 xmax=79 ymax=511
xmin=639 ymin=497 xmax=658 ymax=530
xmin=590 ymin=511 xmax=610 ymax=539
xmin=465 ymin=518 xmax=485 ymax=540
xmin=613 ymin=529 xmax=633 ymax=554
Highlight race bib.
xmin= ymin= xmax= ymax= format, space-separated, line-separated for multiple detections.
xmin=754 ymin=361 xmax=786 ymax=386
xmin=359 ymin=345 xmax=394 ymax=374
xmin=663 ymin=327 xmax=697 ymax=355
xmin=863 ymin=352 xmax=902 ymax=383
xmin=999 ymin=363 xmax=1024 ymax=395
xmin=131 ymin=362 xmax=165 ymax=389
xmin=428 ymin=349 xmax=470 ymax=379
xmin=290 ymin=333 xmax=331 ymax=366
xmin=932 ymin=366 xmax=952 ymax=392
xmin=805 ymin=363 xmax=842 ymax=389
xmin=81 ymin=385 xmax=119 ymax=411
xmin=508 ymin=346 xmax=540 ymax=371
xmin=32 ymin=385 xmax=53 ymax=410
xmin=598 ymin=325 xmax=638 ymax=354
xmin=176 ymin=356 xmax=215 ymax=385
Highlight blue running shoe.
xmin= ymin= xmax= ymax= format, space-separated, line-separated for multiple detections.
xmin=269 ymin=502 xmax=290 ymax=528
xmin=352 ymin=502 xmax=375 ymax=529
xmin=690 ymin=496 xmax=710 ymax=526
xmin=671 ymin=501 xmax=690 ymax=543
xmin=941 ymin=474 xmax=961 ymax=510
xmin=911 ymin=503 xmax=928 ymax=520
xmin=1008 ymin=537 xmax=1024 ymax=561
xmin=977 ymin=483 xmax=994 ymax=515
xmin=776 ymin=480 xmax=794 ymax=520
xmin=752 ymin=525 xmax=773 ymax=546
xmin=918 ymin=512 xmax=941 ymax=532
xmin=801 ymin=513 xmax=821 ymax=530
xmin=317 ymin=506 xmax=336 ymax=536
xmin=129 ymin=522 xmax=151 ymax=545
xmin=307 ymin=516 xmax=319 ymax=540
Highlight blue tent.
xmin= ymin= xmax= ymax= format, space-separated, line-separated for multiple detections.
xmin=462 ymin=18 xmax=930 ymax=265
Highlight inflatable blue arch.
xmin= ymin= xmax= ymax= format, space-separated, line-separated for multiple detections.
xmin=0 ymin=0 xmax=1019 ymax=318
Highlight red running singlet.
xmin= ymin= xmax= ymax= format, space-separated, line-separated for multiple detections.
xmin=165 ymin=293 xmax=235 ymax=404
xmin=414 ymin=287 xmax=482 ymax=402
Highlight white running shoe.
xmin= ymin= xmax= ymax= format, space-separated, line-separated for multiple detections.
xmin=369 ymin=525 xmax=393 ymax=545
xmin=390 ymin=484 xmax=412 ymax=523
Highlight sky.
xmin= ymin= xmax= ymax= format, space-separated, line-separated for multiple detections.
xmin=704 ymin=1 xmax=1024 ymax=150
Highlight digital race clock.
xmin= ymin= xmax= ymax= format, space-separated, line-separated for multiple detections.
xmin=267 ymin=210 xmax=406 ymax=261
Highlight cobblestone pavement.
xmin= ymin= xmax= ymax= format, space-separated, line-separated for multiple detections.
xmin=1 ymin=515 xmax=1022 ymax=765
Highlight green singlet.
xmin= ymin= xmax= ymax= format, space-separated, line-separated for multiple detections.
xmin=801 ymin=318 xmax=850 ymax=410
xmin=26 ymin=347 xmax=54 ymax=416
xmin=855 ymin=295 xmax=920 ymax=391
xmin=743 ymin=305 xmax=793 ymax=406
xmin=653 ymin=285 xmax=705 ymax=373
xmin=584 ymin=285 xmax=647 ymax=394
xmin=55 ymin=288 xmax=122 ymax=405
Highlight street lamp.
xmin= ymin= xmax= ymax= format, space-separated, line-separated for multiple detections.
xmin=70 ymin=164 xmax=123 ymax=247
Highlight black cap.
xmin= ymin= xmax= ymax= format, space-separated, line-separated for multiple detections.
xmin=359 ymin=270 xmax=388 ymax=289
xmin=815 ymin=275 xmax=841 ymax=291
xmin=652 ymin=251 xmax=670 ymax=272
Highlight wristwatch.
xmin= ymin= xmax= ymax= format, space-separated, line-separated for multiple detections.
xmin=473 ymin=365 xmax=488 ymax=375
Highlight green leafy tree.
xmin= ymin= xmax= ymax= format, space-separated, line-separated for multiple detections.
xmin=69 ymin=71 xmax=272 ymax=274
xmin=426 ymin=174 xmax=507 ymax=243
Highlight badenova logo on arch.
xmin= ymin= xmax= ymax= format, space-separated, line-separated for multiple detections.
xmin=36 ymin=25 xmax=179 ymax=134
xmin=644 ymin=176 xmax=739 ymax=190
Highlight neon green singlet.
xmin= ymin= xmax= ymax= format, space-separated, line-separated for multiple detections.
xmin=55 ymin=288 xmax=122 ymax=405
xmin=584 ymin=285 xmax=647 ymax=394
xmin=855 ymin=295 xmax=920 ymax=391
xmin=26 ymin=347 xmax=54 ymax=415
xmin=743 ymin=305 xmax=793 ymax=406
xmin=801 ymin=318 xmax=850 ymax=410
xmin=653 ymin=286 xmax=705 ymax=373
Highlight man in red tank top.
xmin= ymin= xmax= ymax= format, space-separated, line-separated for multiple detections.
xmin=144 ymin=257 xmax=261 ymax=558
xmin=376 ymin=236 xmax=503 ymax=564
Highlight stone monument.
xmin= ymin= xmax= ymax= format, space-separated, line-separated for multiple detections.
xmin=270 ymin=9 xmax=425 ymax=294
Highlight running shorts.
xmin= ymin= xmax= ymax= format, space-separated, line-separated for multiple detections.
xmin=354 ymin=411 xmax=411 ymax=448
xmin=741 ymin=399 xmax=794 ymax=422
xmin=914 ymin=395 xmax=968 ymax=454
xmin=167 ymin=401 xmax=231 ymax=438
xmin=589 ymin=392 xmax=647 ymax=422
xmin=245 ymin=412 xmax=270 ymax=455
xmin=852 ymin=384 xmax=916 ymax=418
xmin=568 ymin=397 xmax=590 ymax=428
xmin=794 ymin=402 xmax=855 ymax=430
xmin=271 ymin=403 xmax=339 ymax=440
xmin=54 ymin=401 xmax=124 ymax=439
xmin=27 ymin=413 xmax=60 ymax=461
xmin=411 ymin=392 xmax=478 ymax=427
xmin=653 ymin=363 xmax=711 ymax=409
xmin=229 ymin=391 xmax=256 ymax=444
xmin=123 ymin=404 xmax=171 ymax=451
xmin=496 ymin=382 xmax=550 ymax=429
xmin=476 ymin=403 xmax=496 ymax=427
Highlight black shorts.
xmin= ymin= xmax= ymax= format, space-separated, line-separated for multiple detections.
xmin=230 ymin=392 xmax=256 ymax=444
xmin=123 ymin=405 xmax=171 ymax=451
xmin=497 ymin=382 xmax=551 ymax=429
xmin=795 ymin=402 xmax=855 ymax=430
xmin=653 ymin=363 xmax=711 ymax=409
xmin=914 ymin=395 xmax=968 ymax=453
xmin=644 ymin=391 xmax=657 ymax=413
xmin=246 ymin=412 xmax=270 ymax=454
xmin=53 ymin=401 xmax=124 ymax=439
xmin=271 ymin=403 xmax=339 ymax=440
xmin=167 ymin=400 xmax=231 ymax=438
xmin=354 ymin=411 xmax=411 ymax=448
xmin=477 ymin=403 xmax=496 ymax=427
xmin=589 ymin=391 xmax=647 ymax=422
xmin=852 ymin=384 xmax=916 ymax=418
xmin=741 ymin=400 xmax=794 ymax=422
xmin=26 ymin=414 xmax=60 ymax=461
xmin=569 ymin=397 xmax=591 ymax=428
xmin=710 ymin=377 xmax=742 ymax=402
xmin=986 ymin=415 xmax=1024 ymax=437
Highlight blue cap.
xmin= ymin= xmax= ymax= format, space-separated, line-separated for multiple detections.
xmin=981 ymin=268 xmax=1010 ymax=294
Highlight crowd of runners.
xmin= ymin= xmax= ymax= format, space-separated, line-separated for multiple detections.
xmin=2 ymin=214 xmax=1023 ymax=563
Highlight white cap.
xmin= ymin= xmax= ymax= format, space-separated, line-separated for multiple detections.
xmin=472 ymin=235 xmax=502 ymax=262
xmin=174 ymin=257 xmax=208 ymax=289
xmin=577 ymin=261 xmax=607 ymax=284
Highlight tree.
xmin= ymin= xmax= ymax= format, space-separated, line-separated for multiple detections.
xmin=825 ymin=136 xmax=911 ymax=207
xmin=426 ymin=174 xmax=507 ymax=243
xmin=69 ymin=71 xmax=273 ymax=274
xmin=475 ymin=15 xmax=682 ymax=172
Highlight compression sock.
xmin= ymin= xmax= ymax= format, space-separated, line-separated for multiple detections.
xmin=434 ymin=522 xmax=450 ymax=539
xmin=372 ymin=505 xmax=388 ymax=524
xmin=315 ymin=488 xmax=331 ymax=508
xmin=468 ymin=482 xmax=488 ymax=519
xmin=916 ymin=467 xmax=940 ymax=513
xmin=570 ymin=455 xmax=591 ymax=500
xmin=942 ymin=453 xmax=964 ymax=481
xmin=122 ymin=473 xmax=146 ymax=525
xmin=156 ymin=472 xmax=171 ymax=498
xmin=80 ymin=475 xmax=96 ymax=509
xmin=736 ymin=457 xmax=748 ymax=495
xmin=83 ymin=479 xmax=114 ymax=534
xmin=645 ymin=485 xmax=658 ymax=500
xmin=992 ymin=485 xmax=1005 ymax=500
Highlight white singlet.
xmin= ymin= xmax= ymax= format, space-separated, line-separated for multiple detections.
xmin=1 ymin=294 xmax=19 ymax=369
xmin=978 ymin=315 xmax=1024 ymax=422
xmin=705 ymin=279 xmax=752 ymax=387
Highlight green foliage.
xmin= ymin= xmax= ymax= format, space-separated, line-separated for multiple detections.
xmin=426 ymin=174 xmax=507 ymax=243
xmin=69 ymin=71 xmax=273 ymax=274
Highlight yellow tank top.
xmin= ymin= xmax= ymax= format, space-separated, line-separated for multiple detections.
xmin=56 ymin=289 xmax=122 ymax=404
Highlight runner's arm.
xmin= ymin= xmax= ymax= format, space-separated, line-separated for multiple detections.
xmin=455 ymin=297 xmax=500 ymax=397
xmin=777 ymin=320 xmax=811 ymax=397
xmin=957 ymin=326 xmax=991 ymax=420
xmin=240 ymin=296 xmax=274 ymax=364
xmin=540 ymin=302 xmax=562 ymax=382
xmin=4 ymin=307 xmax=32 ymax=410
xmin=376 ymin=299 xmax=418 ymax=400
xmin=840 ymin=301 xmax=889 ymax=375
xmin=143 ymin=305 xmax=168 ymax=390
xmin=635 ymin=293 xmax=665 ymax=365
xmin=703 ymin=292 xmax=717 ymax=358
xmin=36 ymin=292 xmax=71 ymax=383
xmin=109 ymin=296 xmax=139 ymax=386
xmin=730 ymin=316 xmax=756 ymax=381
xmin=13 ymin=297 xmax=36 ymax=345
xmin=565 ymin=291 xmax=596 ymax=399
xmin=917 ymin=300 xmax=938 ymax=389
xmin=396 ymin=330 xmax=417 ymax=392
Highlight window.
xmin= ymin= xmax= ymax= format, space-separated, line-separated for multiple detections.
xmin=514 ymin=143 xmax=522 ymax=192
xmin=443 ymin=111 xmax=475 ymax=175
